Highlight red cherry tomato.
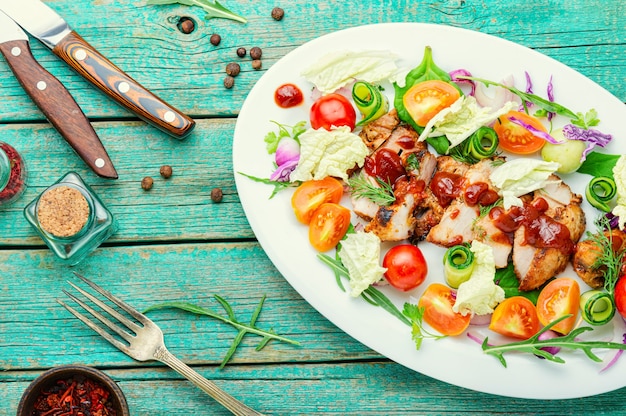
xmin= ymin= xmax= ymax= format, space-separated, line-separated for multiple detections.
xmin=614 ymin=275 xmax=626 ymax=320
xmin=418 ymin=283 xmax=471 ymax=336
xmin=382 ymin=244 xmax=428 ymax=291
xmin=536 ymin=278 xmax=580 ymax=335
xmin=489 ymin=297 xmax=540 ymax=340
xmin=310 ymin=93 xmax=357 ymax=131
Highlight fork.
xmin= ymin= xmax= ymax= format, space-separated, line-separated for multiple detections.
xmin=58 ymin=272 xmax=265 ymax=416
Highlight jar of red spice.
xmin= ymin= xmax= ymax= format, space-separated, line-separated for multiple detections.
xmin=0 ymin=141 xmax=26 ymax=207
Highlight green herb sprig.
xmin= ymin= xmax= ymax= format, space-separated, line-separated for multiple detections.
xmin=402 ymin=303 xmax=447 ymax=349
xmin=482 ymin=315 xmax=626 ymax=367
xmin=458 ymin=76 xmax=579 ymax=121
xmin=144 ymin=295 xmax=299 ymax=368
xmin=587 ymin=216 xmax=626 ymax=295
xmin=147 ymin=0 xmax=247 ymax=24
xmin=237 ymin=172 xmax=299 ymax=198
xmin=317 ymin=252 xmax=410 ymax=326
xmin=348 ymin=173 xmax=396 ymax=206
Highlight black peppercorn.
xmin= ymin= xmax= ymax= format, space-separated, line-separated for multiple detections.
xmin=271 ymin=7 xmax=284 ymax=21
xmin=252 ymin=59 xmax=262 ymax=70
xmin=160 ymin=165 xmax=173 ymax=179
xmin=211 ymin=187 xmax=223 ymax=203
xmin=141 ymin=177 xmax=154 ymax=191
xmin=236 ymin=47 xmax=246 ymax=58
xmin=223 ymin=76 xmax=235 ymax=89
xmin=225 ymin=62 xmax=240 ymax=77
xmin=250 ymin=47 xmax=262 ymax=60
xmin=210 ymin=34 xmax=221 ymax=46
xmin=178 ymin=17 xmax=195 ymax=34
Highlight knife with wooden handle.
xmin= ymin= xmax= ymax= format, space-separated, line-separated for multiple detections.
xmin=0 ymin=12 xmax=118 ymax=179
xmin=0 ymin=0 xmax=195 ymax=140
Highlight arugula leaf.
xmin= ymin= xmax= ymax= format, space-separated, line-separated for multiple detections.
xmin=482 ymin=315 xmax=626 ymax=367
xmin=146 ymin=0 xmax=247 ymax=24
xmin=144 ymin=296 xmax=299 ymax=368
xmin=577 ymin=151 xmax=621 ymax=178
xmin=459 ymin=76 xmax=578 ymax=120
xmin=237 ymin=172 xmax=299 ymax=198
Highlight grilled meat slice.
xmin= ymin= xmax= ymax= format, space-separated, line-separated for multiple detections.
xmin=514 ymin=186 xmax=586 ymax=291
xmin=359 ymin=110 xmax=400 ymax=151
xmin=365 ymin=176 xmax=424 ymax=241
xmin=426 ymin=199 xmax=479 ymax=246
xmin=472 ymin=214 xmax=512 ymax=268
xmin=513 ymin=227 xmax=571 ymax=291
xmin=572 ymin=229 xmax=626 ymax=289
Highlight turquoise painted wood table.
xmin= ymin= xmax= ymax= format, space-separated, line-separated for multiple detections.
xmin=1 ymin=0 xmax=625 ymax=414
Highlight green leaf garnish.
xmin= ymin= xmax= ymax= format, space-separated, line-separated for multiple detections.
xmin=144 ymin=295 xmax=299 ymax=368
xmin=147 ymin=0 xmax=247 ymax=24
xmin=402 ymin=303 xmax=447 ymax=349
xmin=348 ymin=173 xmax=396 ymax=206
xmin=482 ymin=315 xmax=626 ymax=367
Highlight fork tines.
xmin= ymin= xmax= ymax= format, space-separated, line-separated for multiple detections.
xmin=58 ymin=272 xmax=149 ymax=353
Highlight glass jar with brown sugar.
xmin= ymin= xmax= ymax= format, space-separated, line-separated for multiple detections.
xmin=24 ymin=172 xmax=117 ymax=265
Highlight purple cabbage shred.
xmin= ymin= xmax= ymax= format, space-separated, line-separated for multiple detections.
xmin=449 ymin=69 xmax=475 ymax=96
xmin=546 ymin=75 xmax=555 ymax=121
xmin=563 ymin=124 xmax=613 ymax=161
xmin=509 ymin=116 xmax=560 ymax=144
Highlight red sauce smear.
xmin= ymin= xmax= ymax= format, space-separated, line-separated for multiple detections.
xmin=489 ymin=197 xmax=573 ymax=253
xmin=274 ymin=83 xmax=304 ymax=108
xmin=464 ymin=182 xmax=499 ymax=207
xmin=430 ymin=171 xmax=464 ymax=208
xmin=364 ymin=148 xmax=406 ymax=187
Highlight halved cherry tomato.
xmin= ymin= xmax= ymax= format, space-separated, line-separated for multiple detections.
xmin=308 ymin=203 xmax=351 ymax=252
xmin=614 ymin=275 xmax=626 ymax=320
xmin=489 ymin=296 xmax=540 ymax=339
xmin=310 ymin=93 xmax=357 ymax=131
xmin=493 ymin=110 xmax=547 ymax=155
xmin=291 ymin=177 xmax=344 ymax=224
xmin=382 ymin=244 xmax=428 ymax=291
xmin=418 ymin=283 xmax=471 ymax=336
xmin=403 ymin=80 xmax=461 ymax=127
xmin=536 ymin=278 xmax=580 ymax=335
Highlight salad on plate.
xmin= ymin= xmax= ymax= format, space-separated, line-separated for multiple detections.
xmin=233 ymin=23 xmax=626 ymax=399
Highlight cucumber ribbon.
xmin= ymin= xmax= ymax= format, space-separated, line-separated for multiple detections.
xmin=580 ymin=290 xmax=615 ymax=326
xmin=586 ymin=176 xmax=616 ymax=212
xmin=443 ymin=244 xmax=475 ymax=288
xmin=352 ymin=81 xmax=389 ymax=126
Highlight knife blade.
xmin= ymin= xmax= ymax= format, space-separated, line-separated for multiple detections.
xmin=0 ymin=0 xmax=195 ymax=139
xmin=0 ymin=11 xmax=118 ymax=179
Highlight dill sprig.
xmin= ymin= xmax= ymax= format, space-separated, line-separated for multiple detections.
xmin=348 ymin=173 xmax=396 ymax=206
xmin=587 ymin=216 xmax=626 ymax=295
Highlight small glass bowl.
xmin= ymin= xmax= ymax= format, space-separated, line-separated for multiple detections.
xmin=16 ymin=365 xmax=130 ymax=416
xmin=24 ymin=172 xmax=117 ymax=265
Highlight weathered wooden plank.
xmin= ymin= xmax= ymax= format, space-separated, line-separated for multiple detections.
xmin=2 ymin=363 xmax=626 ymax=415
xmin=0 ymin=0 xmax=623 ymax=122
xmin=0 ymin=118 xmax=257 ymax=246
xmin=0 ymin=242 xmax=379 ymax=371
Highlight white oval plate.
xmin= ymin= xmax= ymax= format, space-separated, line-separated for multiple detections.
xmin=232 ymin=23 xmax=626 ymax=399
